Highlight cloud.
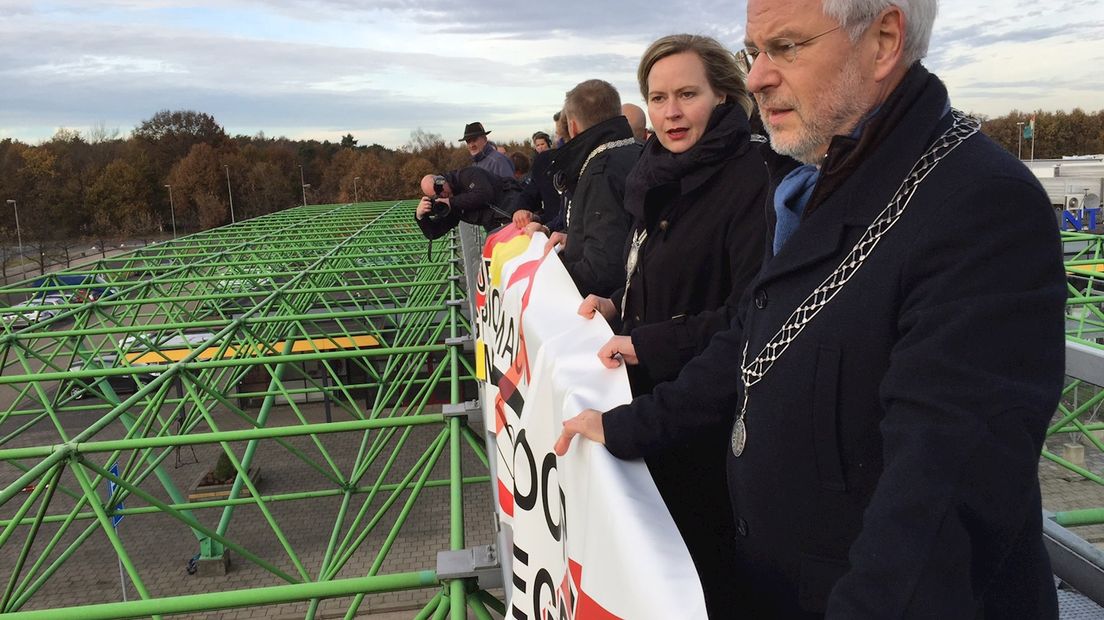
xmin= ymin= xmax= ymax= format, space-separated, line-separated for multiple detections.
xmin=936 ymin=21 xmax=1101 ymax=48
xmin=532 ymin=53 xmax=639 ymax=76
xmin=2 ymin=0 xmax=1102 ymax=147
xmin=247 ymin=0 xmax=749 ymax=40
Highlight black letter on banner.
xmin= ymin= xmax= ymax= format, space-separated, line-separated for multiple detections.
xmin=512 ymin=543 xmax=528 ymax=594
xmin=514 ymin=430 xmax=538 ymax=512
xmin=541 ymin=453 xmax=561 ymax=541
xmin=490 ymin=288 xmax=502 ymax=332
xmin=533 ymin=568 xmax=555 ymax=620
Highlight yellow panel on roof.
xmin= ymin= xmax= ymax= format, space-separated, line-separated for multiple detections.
xmin=124 ymin=334 xmax=379 ymax=366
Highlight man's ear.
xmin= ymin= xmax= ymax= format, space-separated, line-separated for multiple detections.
xmin=872 ymin=6 xmax=906 ymax=81
xmin=569 ymin=118 xmax=580 ymax=139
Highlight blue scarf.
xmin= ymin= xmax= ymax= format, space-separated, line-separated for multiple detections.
xmin=772 ymin=164 xmax=819 ymax=255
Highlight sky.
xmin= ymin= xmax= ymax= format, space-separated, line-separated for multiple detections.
xmin=1 ymin=0 xmax=1102 ymax=149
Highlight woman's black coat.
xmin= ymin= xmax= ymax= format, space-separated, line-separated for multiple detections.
xmin=616 ymin=103 xmax=768 ymax=619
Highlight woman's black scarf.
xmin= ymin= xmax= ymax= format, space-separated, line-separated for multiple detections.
xmin=623 ymin=102 xmax=751 ymax=220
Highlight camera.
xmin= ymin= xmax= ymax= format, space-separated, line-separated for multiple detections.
xmin=428 ymin=199 xmax=451 ymax=221
xmin=427 ymin=175 xmax=451 ymax=221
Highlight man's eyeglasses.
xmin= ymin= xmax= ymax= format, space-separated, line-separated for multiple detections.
xmin=739 ymin=25 xmax=842 ymax=66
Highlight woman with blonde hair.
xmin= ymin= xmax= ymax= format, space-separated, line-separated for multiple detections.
xmin=579 ymin=33 xmax=768 ymax=617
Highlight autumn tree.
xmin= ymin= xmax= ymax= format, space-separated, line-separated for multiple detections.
xmin=354 ymin=152 xmax=402 ymax=201
xmin=134 ymin=110 xmax=228 ymax=159
xmin=194 ymin=193 xmax=226 ymax=230
xmin=167 ymin=142 xmax=227 ymax=230
xmin=88 ymin=159 xmax=156 ymax=236
xmin=398 ymin=157 xmax=434 ymax=196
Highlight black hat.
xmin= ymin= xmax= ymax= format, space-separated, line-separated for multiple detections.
xmin=459 ymin=122 xmax=491 ymax=142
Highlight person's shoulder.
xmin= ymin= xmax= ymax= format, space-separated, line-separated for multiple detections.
xmin=954 ymin=131 xmax=1037 ymax=181
xmin=602 ymin=141 xmax=643 ymax=173
xmin=935 ymin=131 xmax=1048 ymax=208
xmin=718 ymin=143 xmax=768 ymax=179
xmin=462 ymin=165 xmax=496 ymax=181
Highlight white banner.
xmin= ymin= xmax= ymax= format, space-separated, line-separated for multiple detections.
xmin=475 ymin=226 xmax=705 ymax=620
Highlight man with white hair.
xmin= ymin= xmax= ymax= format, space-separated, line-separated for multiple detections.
xmin=557 ymin=0 xmax=1064 ymax=616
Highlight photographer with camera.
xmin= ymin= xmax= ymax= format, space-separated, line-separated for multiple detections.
xmin=415 ymin=166 xmax=517 ymax=240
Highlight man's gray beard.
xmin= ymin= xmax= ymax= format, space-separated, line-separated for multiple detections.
xmin=766 ymin=130 xmax=823 ymax=165
xmin=758 ymin=57 xmax=868 ymax=166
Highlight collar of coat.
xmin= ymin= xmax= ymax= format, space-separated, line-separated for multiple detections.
xmin=472 ymin=142 xmax=496 ymax=163
xmin=759 ymin=64 xmax=958 ymax=284
xmin=546 ymin=115 xmax=636 ymax=191
xmin=792 ymin=62 xmax=946 ymax=220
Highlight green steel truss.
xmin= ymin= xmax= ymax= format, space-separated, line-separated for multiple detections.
xmin=0 ymin=201 xmax=500 ymax=618
xmin=5 ymin=208 xmax=1103 ymax=617
xmin=1052 ymin=231 xmax=1104 ymax=529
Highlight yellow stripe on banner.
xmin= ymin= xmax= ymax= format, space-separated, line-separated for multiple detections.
xmin=124 ymin=334 xmax=380 ymax=366
xmin=489 ymin=236 xmax=530 ymax=288
xmin=475 ymin=338 xmax=487 ymax=381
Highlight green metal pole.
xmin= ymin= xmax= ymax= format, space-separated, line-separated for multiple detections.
xmin=0 ymin=448 xmax=71 ymax=505
xmin=115 ymin=409 xmax=203 ymax=542
xmin=1053 ymin=508 xmax=1104 ymax=527
xmin=447 ymin=232 xmax=467 ymax=620
xmin=0 ymin=476 xmax=490 ymax=528
xmin=411 ymin=591 xmax=445 ymax=620
xmin=432 ymin=593 xmax=450 ymax=620
xmin=0 ymin=416 xmax=444 ymax=460
xmin=1041 ymin=450 xmax=1104 ymax=485
xmin=69 ymin=462 xmax=159 ymax=618
xmin=0 ymin=464 xmax=59 ymax=548
xmin=474 ymin=588 xmax=506 ymax=615
xmin=467 ymin=591 xmax=494 ymax=620
xmin=0 ymin=571 xmax=438 ymax=620
xmin=81 ymin=459 xmax=300 ymax=584
xmin=1 ymin=465 xmax=60 ymax=610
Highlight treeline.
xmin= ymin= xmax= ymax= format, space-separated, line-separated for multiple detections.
xmin=0 ymin=110 xmax=532 ymax=245
xmin=980 ymin=108 xmax=1104 ymax=160
xmin=2 ymin=106 xmax=1101 ymax=247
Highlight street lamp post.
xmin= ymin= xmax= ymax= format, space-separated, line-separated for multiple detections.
xmin=1016 ymin=121 xmax=1024 ymax=160
xmin=353 ymin=176 xmax=360 ymax=203
xmin=164 ymin=185 xmax=177 ymax=239
xmin=225 ymin=165 xmax=236 ymax=223
xmin=299 ymin=165 xmax=307 ymax=206
xmin=5 ymin=199 xmax=24 ymax=279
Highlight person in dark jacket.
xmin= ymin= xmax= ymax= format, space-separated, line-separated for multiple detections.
xmin=414 ymin=166 xmax=515 ymax=239
xmin=576 ymin=34 xmax=768 ymax=619
xmin=546 ymin=79 xmax=642 ymax=297
xmin=459 ymin=122 xmax=515 ymax=178
xmin=557 ymin=1 xmax=1065 ymax=617
xmin=513 ymin=112 xmax=574 ymax=234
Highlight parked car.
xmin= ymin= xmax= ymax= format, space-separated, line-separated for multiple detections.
xmin=32 ymin=273 xmax=118 ymax=303
xmin=2 ymin=295 xmax=68 ymax=327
